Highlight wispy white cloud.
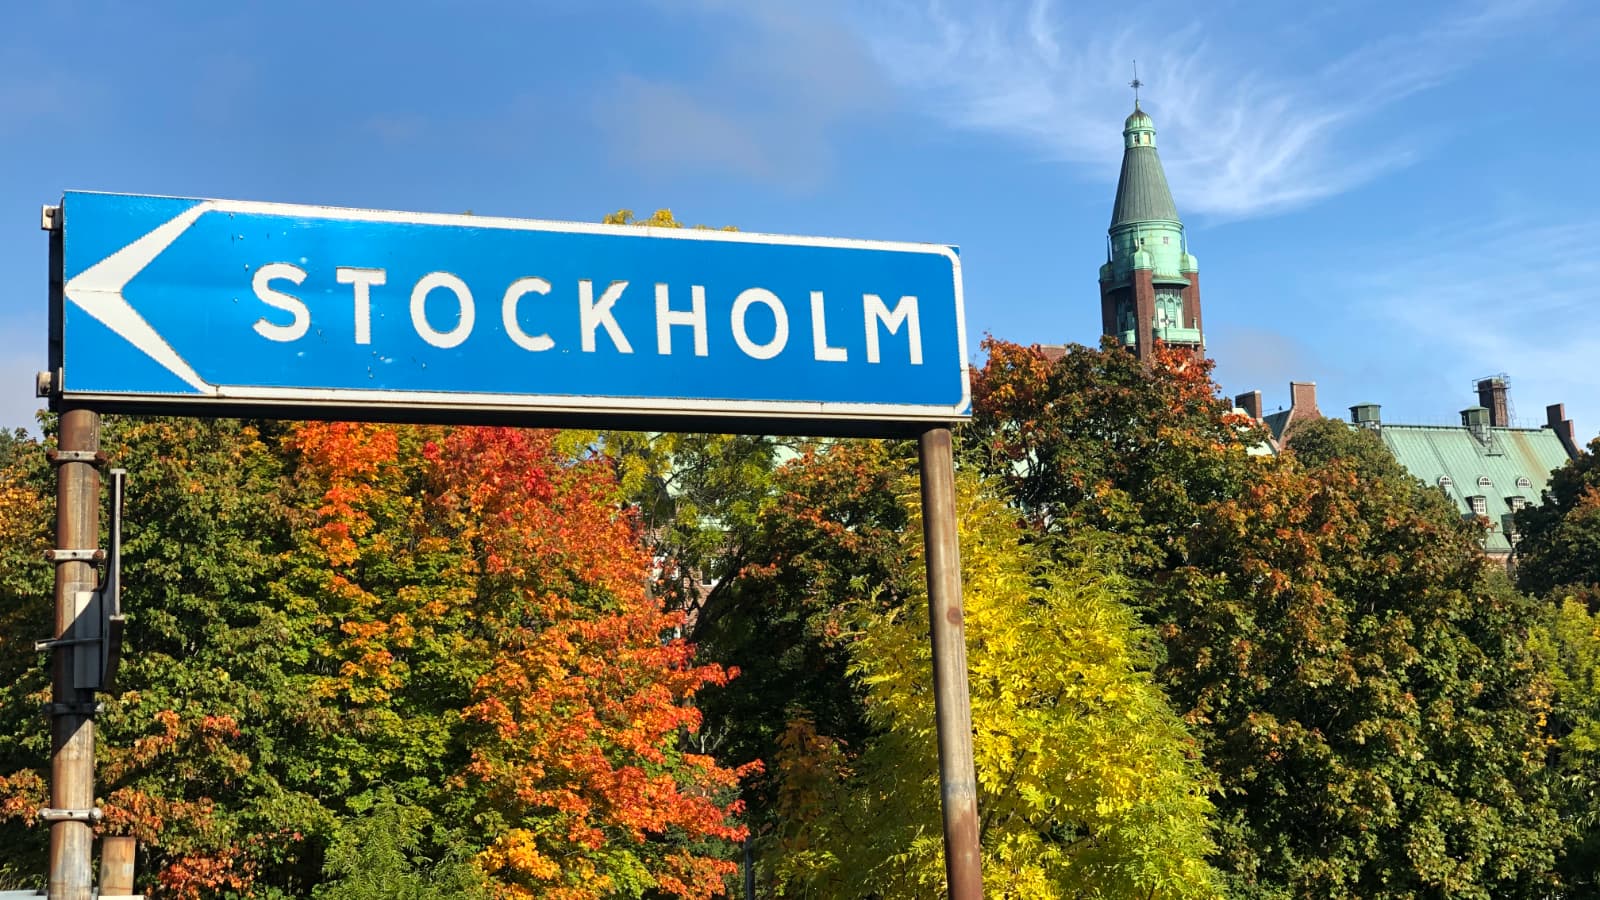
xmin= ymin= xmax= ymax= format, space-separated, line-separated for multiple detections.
xmin=1352 ymin=215 xmax=1600 ymax=434
xmin=844 ymin=0 xmax=1558 ymax=219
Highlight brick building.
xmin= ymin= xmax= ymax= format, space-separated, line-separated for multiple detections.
xmin=1234 ymin=379 xmax=1581 ymax=563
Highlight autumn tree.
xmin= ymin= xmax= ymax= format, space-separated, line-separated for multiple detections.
xmin=969 ymin=342 xmax=1570 ymax=897
xmin=965 ymin=338 xmax=1260 ymax=581
xmin=767 ymin=470 xmax=1220 ymax=898
xmin=1513 ymin=437 xmax=1600 ymax=894
xmin=0 ymin=419 xmax=753 ymax=898
xmin=421 ymin=425 xmax=756 ymax=898
xmin=1530 ymin=597 xmax=1600 ymax=895
xmin=1516 ymin=436 xmax=1600 ymax=597
xmin=1179 ymin=418 xmax=1563 ymax=897
xmin=690 ymin=440 xmax=914 ymax=821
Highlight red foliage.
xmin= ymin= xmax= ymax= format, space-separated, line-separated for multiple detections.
xmin=423 ymin=427 xmax=756 ymax=899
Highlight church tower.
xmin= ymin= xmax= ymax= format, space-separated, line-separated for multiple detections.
xmin=1097 ymin=99 xmax=1203 ymax=361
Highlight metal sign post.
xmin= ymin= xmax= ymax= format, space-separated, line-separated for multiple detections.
xmin=42 ymin=191 xmax=984 ymax=897
xmin=46 ymin=407 xmax=100 ymax=900
xmin=919 ymin=427 xmax=983 ymax=898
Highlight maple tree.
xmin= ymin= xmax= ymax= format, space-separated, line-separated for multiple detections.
xmin=690 ymin=439 xmax=916 ymax=826
xmin=0 ymin=418 xmax=753 ymax=898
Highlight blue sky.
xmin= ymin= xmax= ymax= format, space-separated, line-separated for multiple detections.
xmin=2 ymin=0 xmax=1596 ymax=437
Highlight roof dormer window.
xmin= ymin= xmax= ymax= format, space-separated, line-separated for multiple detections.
xmin=1477 ymin=476 xmax=1492 ymax=488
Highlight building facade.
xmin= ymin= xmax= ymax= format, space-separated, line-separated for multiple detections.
xmin=1236 ymin=379 xmax=1581 ymax=563
xmin=1098 ymin=102 xmax=1204 ymax=361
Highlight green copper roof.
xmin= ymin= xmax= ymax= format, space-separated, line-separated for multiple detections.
xmin=1111 ymin=103 xmax=1179 ymax=229
xmin=1375 ymin=423 xmax=1573 ymax=555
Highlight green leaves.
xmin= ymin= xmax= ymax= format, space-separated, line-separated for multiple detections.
xmin=971 ymin=346 xmax=1572 ymax=897
xmin=0 ymin=419 xmax=753 ymax=898
xmin=1516 ymin=437 xmax=1600 ymax=596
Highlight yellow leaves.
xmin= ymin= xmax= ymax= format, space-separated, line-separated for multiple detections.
xmin=482 ymin=829 xmax=563 ymax=881
xmin=773 ymin=471 xmax=1221 ymax=898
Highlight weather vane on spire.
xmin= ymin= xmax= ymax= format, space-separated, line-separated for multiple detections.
xmin=1130 ymin=60 xmax=1143 ymax=107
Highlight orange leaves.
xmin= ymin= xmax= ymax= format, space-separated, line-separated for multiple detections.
xmin=421 ymin=426 xmax=751 ymax=897
xmin=289 ymin=422 xmax=403 ymax=567
xmin=0 ymin=769 xmax=44 ymax=822
xmin=282 ymin=421 xmax=752 ymax=898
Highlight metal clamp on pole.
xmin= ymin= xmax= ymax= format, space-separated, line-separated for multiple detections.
xmin=46 ymin=449 xmax=107 ymax=466
xmin=43 ymin=548 xmax=103 ymax=563
xmin=40 ymin=702 xmax=102 ymax=717
xmin=32 ymin=471 xmax=128 ymax=692
xmin=37 ymin=807 xmax=103 ymax=823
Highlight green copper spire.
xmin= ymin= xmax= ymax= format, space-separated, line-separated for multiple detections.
xmin=1097 ymin=88 xmax=1203 ymax=360
xmin=1110 ymin=102 xmax=1179 ymax=228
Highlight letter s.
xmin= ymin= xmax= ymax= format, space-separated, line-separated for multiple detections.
xmin=252 ymin=263 xmax=309 ymax=342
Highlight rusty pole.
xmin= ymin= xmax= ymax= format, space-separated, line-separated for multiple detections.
xmin=100 ymin=836 xmax=137 ymax=895
xmin=917 ymin=426 xmax=983 ymax=899
xmin=49 ymin=408 xmax=100 ymax=900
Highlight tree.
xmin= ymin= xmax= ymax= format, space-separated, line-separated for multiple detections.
xmin=768 ymin=470 xmax=1221 ymax=898
xmin=1515 ymin=436 xmax=1600 ymax=597
xmin=423 ymin=425 xmax=756 ymax=899
xmin=969 ymin=344 xmax=1570 ymax=897
xmin=1530 ymin=596 xmax=1600 ymax=895
xmin=1514 ymin=437 xmax=1600 ymax=895
xmin=314 ymin=797 xmax=488 ymax=900
xmin=965 ymin=337 xmax=1261 ymax=580
xmin=688 ymin=439 xmax=915 ymax=833
xmin=600 ymin=429 xmax=802 ymax=631
xmin=1178 ymin=420 xmax=1564 ymax=897
xmin=0 ymin=419 xmax=754 ymax=898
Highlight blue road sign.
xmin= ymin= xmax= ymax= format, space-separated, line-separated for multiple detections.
xmin=52 ymin=192 xmax=969 ymax=431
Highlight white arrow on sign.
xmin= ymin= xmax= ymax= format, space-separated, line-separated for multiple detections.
xmin=62 ymin=203 xmax=216 ymax=393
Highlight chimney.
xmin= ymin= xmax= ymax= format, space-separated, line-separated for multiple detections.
xmin=1462 ymin=406 xmax=1490 ymax=444
xmin=1235 ymin=390 xmax=1263 ymax=420
xmin=1476 ymin=377 xmax=1509 ymax=426
xmin=1289 ymin=382 xmax=1320 ymax=417
xmin=1349 ymin=403 xmax=1381 ymax=429
xmin=1546 ymin=403 xmax=1581 ymax=459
